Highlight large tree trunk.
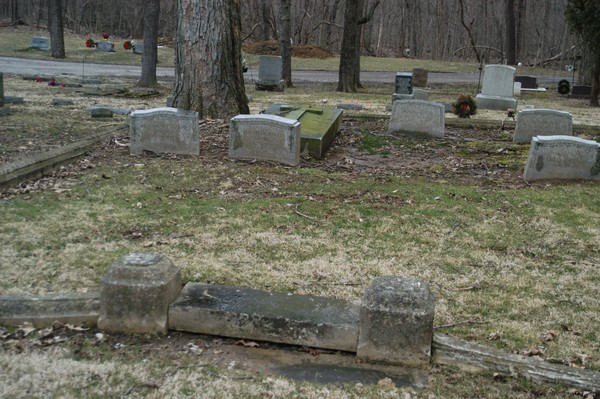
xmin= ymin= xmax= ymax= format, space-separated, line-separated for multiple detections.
xmin=173 ymin=0 xmax=249 ymax=119
xmin=279 ymin=0 xmax=292 ymax=87
xmin=138 ymin=0 xmax=160 ymax=87
xmin=337 ymin=0 xmax=361 ymax=93
xmin=48 ymin=0 xmax=65 ymax=59
xmin=591 ymin=54 xmax=600 ymax=107
xmin=505 ymin=0 xmax=516 ymax=65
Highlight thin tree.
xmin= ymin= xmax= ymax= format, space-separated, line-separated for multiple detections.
xmin=48 ymin=0 xmax=65 ymax=59
xmin=337 ymin=0 xmax=380 ymax=93
xmin=173 ymin=0 xmax=249 ymax=118
xmin=566 ymin=0 xmax=600 ymax=106
xmin=279 ymin=0 xmax=293 ymax=87
xmin=138 ymin=0 xmax=160 ymax=87
xmin=505 ymin=0 xmax=516 ymax=65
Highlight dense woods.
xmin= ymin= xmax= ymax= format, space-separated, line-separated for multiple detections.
xmin=1 ymin=0 xmax=579 ymax=67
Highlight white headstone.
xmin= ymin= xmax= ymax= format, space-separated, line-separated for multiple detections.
xmin=130 ymin=107 xmax=199 ymax=155
xmin=476 ymin=65 xmax=517 ymax=110
xmin=388 ymin=100 xmax=445 ymax=138
xmin=256 ymin=55 xmax=284 ymax=91
xmin=513 ymin=109 xmax=573 ymax=144
xmin=523 ymin=136 xmax=600 ymax=181
xmin=31 ymin=37 xmax=49 ymax=51
xmin=229 ymin=114 xmax=301 ymax=166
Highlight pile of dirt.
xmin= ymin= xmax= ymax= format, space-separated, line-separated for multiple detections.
xmin=243 ymin=40 xmax=334 ymax=59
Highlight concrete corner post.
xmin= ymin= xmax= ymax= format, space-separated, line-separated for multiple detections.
xmin=98 ymin=253 xmax=182 ymax=334
xmin=357 ymin=276 xmax=435 ymax=368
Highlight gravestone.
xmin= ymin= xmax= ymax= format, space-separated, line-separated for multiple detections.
xmin=98 ymin=253 xmax=182 ymax=334
xmin=412 ymin=68 xmax=428 ymax=87
xmin=513 ymin=109 xmax=573 ymax=144
xmin=571 ymin=85 xmax=592 ymax=99
xmin=515 ymin=75 xmax=537 ymax=89
xmin=476 ymin=65 xmax=517 ymax=110
xmin=130 ymin=107 xmax=199 ymax=155
xmin=389 ymin=100 xmax=445 ymax=138
xmin=51 ymin=98 xmax=74 ymax=106
xmin=392 ymin=72 xmax=414 ymax=102
xmin=264 ymin=103 xmax=343 ymax=159
xmin=96 ymin=41 xmax=115 ymax=52
xmin=514 ymin=82 xmax=522 ymax=96
xmin=31 ymin=37 xmax=49 ymax=51
xmin=413 ymin=88 xmax=429 ymax=101
xmin=523 ymin=136 xmax=600 ymax=181
xmin=255 ymin=55 xmax=284 ymax=91
xmin=133 ymin=43 xmax=144 ymax=54
xmin=357 ymin=276 xmax=435 ymax=368
xmin=229 ymin=114 xmax=301 ymax=166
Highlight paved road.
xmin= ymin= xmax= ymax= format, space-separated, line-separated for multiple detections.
xmin=0 ymin=56 xmax=570 ymax=85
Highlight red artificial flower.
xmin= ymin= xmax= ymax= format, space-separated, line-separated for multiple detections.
xmin=124 ymin=41 xmax=132 ymax=50
xmin=101 ymin=32 xmax=110 ymax=39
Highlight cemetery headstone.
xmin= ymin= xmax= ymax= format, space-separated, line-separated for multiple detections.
xmin=514 ymin=82 xmax=522 ymax=97
xmin=523 ymin=136 xmax=600 ymax=181
xmin=31 ymin=37 xmax=49 ymax=51
xmin=392 ymin=72 xmax=414 ymax=102
xmin=388 ymin=100 xmax=445 ymax=138
xmin=513 ymin=109 xmax=573 ymax=144
xmin=264 ymin=103 xmax=343 ymax=159
xmin=476 ymin=65 xmax=517 ymax=110
xmin=412 ymin=68 xmax=428 ymax=87
xmin=98 ymin=253 xmax=182 ymax=334
xmin=357 ymin=276 xmax=435 ymax=368
xmin=130 ymin=107 xmax=199 ymax=155
xmin=51 ymin=98 xmax=75 ymax=106
xmin=514 ymin=75 xmax=537 ymax=89
xmin=229 ymin=114 xmax=301 ymax=166
xmin=413 ymin=88 xmax=429 ymax=101
xmin=96 ymin=41 xmax=115 ymax=52
xmin=133 ymin=43 xmax=144 ymax=55
xmin=255 ymin=55 xmax=284 ymax=91
xmin=571 ymin=85 xmax=592 ymax=99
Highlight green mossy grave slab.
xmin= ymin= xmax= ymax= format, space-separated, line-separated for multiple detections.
xmin=264 ymin=103 xmax=343 ymax=159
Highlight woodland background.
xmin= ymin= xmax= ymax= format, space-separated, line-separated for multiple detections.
xmin=0 ymin=0 xmax=579 ymax=67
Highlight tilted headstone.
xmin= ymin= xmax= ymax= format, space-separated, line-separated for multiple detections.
xmin=412 ymin=68 xmax=428 ymax=87
xmin=96 ymin=41 xmax=115 ymax=52
xmin=571 ymin=85 xmax=592 ymax=99
xmin=389 ymin=100 xmax=445 ymax=138
xmin=264 ymin=103 xmax=343 ymax=159
xmin=255 ymin=55 xmax=284 ymax=91
xmin=513 ymin=109 xmax=573 ymax=144
xmin=476 ymin=65 xmax=517 ymax=110
xmin=229 ymin=114 xmax=301 ymax=166
xmin=515 ymin=75 xmax=537 ymax=89
xmin=523 ymin=136 xmax=600 ymax=181
xmin=357 ymin=276 xmax=435 ymax=368
xmin=31 ymin=37 xmax=49 ymax=51
xmin=98 ymin=253 xmax=183 ymax=334
xmin=130 ymin=107 xmax=199 ymax=155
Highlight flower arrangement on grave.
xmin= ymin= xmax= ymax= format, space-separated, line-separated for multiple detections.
xmin=507 ymin=108 xmax=516 ymax=119
xmin=452 ymin=94 xmax=477 ymax=118
xmin=85 ymin=38 xmax=95 ymax=48
xmin=101 ymin=32 xmax=110 ymax=40
xmin=123 ymin=40 xmax=132 ymax=50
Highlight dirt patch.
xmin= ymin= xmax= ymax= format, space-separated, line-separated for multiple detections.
xmin=243 ymin=40 xmax=334 ymax=59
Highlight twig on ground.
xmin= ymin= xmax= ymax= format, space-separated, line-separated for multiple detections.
xmin=435 ymin=318 xmax=496 ymax=330
xmin=294 ymin=204 xmax=317 ymax=221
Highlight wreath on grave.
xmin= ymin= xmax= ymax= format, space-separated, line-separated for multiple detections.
xmin=452 ymin=94 xmax=478 ymax=118
xmin=85 ymin=38 xmax=95 ymax=48
xmin=123 ymin=41 xmax=132 ymax=50
xmin=101 ymin=32 xmax=110 ymax=40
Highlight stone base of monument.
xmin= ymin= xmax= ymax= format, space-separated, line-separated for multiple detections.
xmin=475 ymin=94 xmax=517 ymax=111
xmin=255 ymin=80 xmax=285 ymax=92
xmin=392 ymin=93 xmax=415 ymax=102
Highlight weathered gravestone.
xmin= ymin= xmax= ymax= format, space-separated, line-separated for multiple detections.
xmin=476 ymin=65 xmax=517 ymax=110
xmin=514 ymin=75 xmax=537 ymax=89
xmin=98 ymin=253 xmax=182 ymax=334
xmin=229 ymin=114 xmax=301 ymax=166
xmin=413 ymin=88 xmax=429 ymax=101
xmin=412 ymin=68 xmax=428 ymax=87
xmin=513 ymin=109 xmax=573 ymax=144
xmin=96 ymin=41 xmax=115 ymax=52
xmin=264 ymin=103 xmax=343 ymax=159
xmin=256 ymin=55 xmax=284 ymax=91
xmin=571 ymin=85 xmax=592 ymax=99
xmin=133 ymin=43 xmax=144 ymax=54
xmin=357 ymin=276 xmax=435 ymax=368
xmin=389 ymin=100 xmax=445 ymax=138
xmin=514 ymin=82 xmax=522 ymax=97
xmin=31 ymin=36 xmax=49 ymax=51
xmin=523 ymin=136 xmax=600 ymax=181
xmin=392 ymin=72 xmax=414 ymax=102
xmin=130 ymin=107 xmax=199 ymax=155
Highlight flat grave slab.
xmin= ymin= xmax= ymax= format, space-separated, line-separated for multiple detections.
xmin=264 ymin=103 xmax=343 ymax=159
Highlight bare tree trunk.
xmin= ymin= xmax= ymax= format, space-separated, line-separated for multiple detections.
xmin=138 ymin=0 xmax=160 ymax=87
xmin=173 ymin=0 xmax=249 ymax=119
xmin=591 ymin=53 xmax=600 ymax=107
xmin=48 ymin=0 xmax=65 ymax=59
xmin=505 ymin=0 xmax=516 ymax=65
xmin=279 ymin=0 xmax=293 ymax=87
